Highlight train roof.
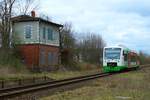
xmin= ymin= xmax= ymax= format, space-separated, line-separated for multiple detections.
xmin=104 ymin=45 xmax=130 ymax=51
xmin=104 ymin=45 xmax=138 ymax=54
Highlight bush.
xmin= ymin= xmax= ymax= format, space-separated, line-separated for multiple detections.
xmin=0 ymin=48 xmax=24 ymax=70
xmin=77 ymin=62 xmax=100 ymax=71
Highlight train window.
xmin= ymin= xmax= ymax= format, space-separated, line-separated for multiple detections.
xmin=104 ymin=48 xmax=121 ymax=59
xmin=130 ymin=56 xmax=136 ymax=62
xmin=130 ymin=55 xmax=137 ymax=65
xmin=130 ymin=56 xmax=137 ymax=65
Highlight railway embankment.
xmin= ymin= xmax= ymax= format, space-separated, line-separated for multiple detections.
xmin=0 ymin=66 xmax=149 ymax=100
xmin=0 ymin=69 xmax=100 ymax=89
xmin=41 ymin=66 xmax=150 ymax=100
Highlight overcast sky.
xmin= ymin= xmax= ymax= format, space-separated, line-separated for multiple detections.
xmin=39 ymin=0 xmax=150 ymax=54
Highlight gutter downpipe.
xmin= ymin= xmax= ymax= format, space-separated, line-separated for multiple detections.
xmin=59 ymin=26 xmax=63 ymax=65
xmin=38 ymin=19 xmax=41 ymax=72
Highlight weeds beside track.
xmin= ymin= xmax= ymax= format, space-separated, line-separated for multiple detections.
xmin=0 ymin=64 xmax=149 ymax=99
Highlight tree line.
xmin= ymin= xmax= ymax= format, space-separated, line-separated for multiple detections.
xmin=139 ymin=51 xmax=150 ymax=64
xmin=61 ymin=22 xmax=106 ymax=69
xmin=0 ymin=0 xmax=149 ymax=69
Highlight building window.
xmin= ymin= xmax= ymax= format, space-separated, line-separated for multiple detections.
xmin=40 ymin=51 xmax=45 ymax=65
xmin=47 ymin=28 xmax=53 ymax=40
xmin=53 ymin=53 xmax=58 ymax=64
xmin=48 ymin=52 xmax=58 ymax=65
xmin=48 ymin=52 xmax=53 ymax=65
xmin=53 ymin=31 xmax=58 ymax=40
xmin=25 ymin=25 xmax=32 ymax=39
xmin=43 ymin=27 xmax=46 ymax=39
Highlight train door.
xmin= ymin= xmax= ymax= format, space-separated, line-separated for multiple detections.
xmin=128 ymin=52 xmax=139 ymax=68
xmin=123 ymin=50 xmax=128 ymax=67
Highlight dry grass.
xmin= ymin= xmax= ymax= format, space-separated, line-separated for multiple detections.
xmin=77 ymin=62 xmax=101 ymax=70
xmin=41 ymin=68 xmax=150 ymax=100
xmin=46 ymin=68 xmax=101 ymax=80
xmin=0 ymin=67 xmax=101 ymax=80
xmin=0 ymin=65 xmax=30 ymax=80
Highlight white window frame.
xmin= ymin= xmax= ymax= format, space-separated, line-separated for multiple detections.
xmin=24 ymin=25 xmax=32 ymax=39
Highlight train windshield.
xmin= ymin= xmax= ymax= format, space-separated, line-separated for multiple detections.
xmin=104 ymin=48 xmax=121 ymax=59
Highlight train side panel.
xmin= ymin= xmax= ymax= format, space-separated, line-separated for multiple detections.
xmin=128 ymin=52 xmax=140 ymax=68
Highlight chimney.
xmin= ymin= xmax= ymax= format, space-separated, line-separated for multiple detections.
xmin=31 ymin=11 xmax=35 ymax=17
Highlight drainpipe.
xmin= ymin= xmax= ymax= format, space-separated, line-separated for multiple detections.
xmin=59 ymin=26 xmax=63 ymax=65
xmin=38 ymin=19 xmax=41 ymax=72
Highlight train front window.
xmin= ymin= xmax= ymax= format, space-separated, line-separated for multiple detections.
xmin=105 ymin=48 xmax=121 ymax=59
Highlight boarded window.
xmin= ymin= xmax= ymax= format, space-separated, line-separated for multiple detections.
xmin=25 ymin=25 xmax=32 ymax=39
xmin=48 ymin=52 xmax=53 ymax=65
xmin=40 ymin=51 xmax=45 ymax=65
xmin=48 ymin=52 xmax=58 ymax=65
xmin=47 ymin=28 xmax=53 ymax=40
xmin=53 ymin=53 xmax=58 ymax=64
xmin=43 ymin=27 xmax=46 ymax=39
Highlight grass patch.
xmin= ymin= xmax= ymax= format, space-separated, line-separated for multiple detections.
xmin=45 ymin=69 xmax=101 ymax=80
xmin=0 ymin=68 xmax=101 ymax=80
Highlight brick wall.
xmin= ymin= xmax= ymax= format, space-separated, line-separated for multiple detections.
xmin=18 ymin=44 xmax=60 ymax=71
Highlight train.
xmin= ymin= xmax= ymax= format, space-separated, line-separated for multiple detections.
xmin=103 ymin=45 xmax=140 ymax=72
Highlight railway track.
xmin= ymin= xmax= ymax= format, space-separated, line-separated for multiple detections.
xmin=0 ymin=64 xmax=149 ymax=99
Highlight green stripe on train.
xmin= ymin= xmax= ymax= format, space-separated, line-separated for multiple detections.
xmin=103 ymin=66 xmax=127 ymax=72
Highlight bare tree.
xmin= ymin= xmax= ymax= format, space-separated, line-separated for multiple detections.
xmin=139 ymin=51 xmax=150 ymax=64
xmin=60 ymin=22 xmax=106 ymax=66
xmin=0 ymin=0 xmax=16 ymax=49
xmin=77 ymin=33 xmax=106 ymax=64
xmin=60 ymin=22 xmax=76 ymax=66
xmin=0 ymin=0 xmax=40 ymax=49
xmin=14 ymin=0 xmax=40 ymax=15
xmin=61 ymin=22 xmax=75 ymax=49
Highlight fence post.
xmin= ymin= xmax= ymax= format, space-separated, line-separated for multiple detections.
xmin=1 ymin=80 xmax=4 ymax=88
xmin=18 ymin=79 xmax=22 ymax=85
xmin=33 ymin=77 xmax=35 ymax=83
xmin=44 ymin=76 xmax=47 ymax=81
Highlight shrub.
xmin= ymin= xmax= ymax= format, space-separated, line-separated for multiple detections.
xmin=0 ymin=48 xmax=24 ymax=71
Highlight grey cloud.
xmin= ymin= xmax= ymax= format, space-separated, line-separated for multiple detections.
xmin=40 ymin=0 xmax=150 ymax=54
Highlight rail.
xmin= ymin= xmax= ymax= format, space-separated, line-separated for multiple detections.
xmin=0 ymin=76 xmax=51 ymax=89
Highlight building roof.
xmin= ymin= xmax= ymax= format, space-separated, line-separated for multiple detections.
xmin=11 ymin=15 xmax=63 ymax=27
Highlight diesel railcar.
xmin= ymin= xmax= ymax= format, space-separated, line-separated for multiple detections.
xmin=103 ymin=46 xmax=140 ymax=72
